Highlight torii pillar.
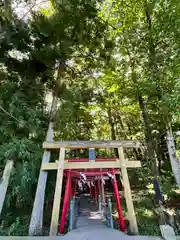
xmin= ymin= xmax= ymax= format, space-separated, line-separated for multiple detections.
xmin=118 ymin=147 xmax=138 ymax=234
xmin=29 ymin=122 xmax=53 ymax=235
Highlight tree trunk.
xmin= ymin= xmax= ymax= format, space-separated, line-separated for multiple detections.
xmin=107 ymin=108 xmax=118 ymax=157
xmin=131 ymin=65 xmax=159 ymax=178
xmin=4 ymin=0 xmax=12 ymax=20
xmin=0 ymin=160 xmax=13 ymax=215
xmin=166 ymin=124 xmax=180 ymax=188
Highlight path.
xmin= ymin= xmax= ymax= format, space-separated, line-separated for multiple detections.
xmin=75 ymin=194 xmax=105 ymax=229
xmin=62 ymin=194 xmax=162 ymax=240
xmin=0 ymin=195 xmax=163 ymax=240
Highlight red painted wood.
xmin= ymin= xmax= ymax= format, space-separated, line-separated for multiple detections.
xmin=98 ymin=178 xmax=101 ymax=197
xmin=94 ymin=181 xmax=98 ymax=202
xmin=63 ymin=170 xmax=120 ymax=177
xmin=89 ymin=184 xmax=92 ymax=197
xmin=73 ymin=181 xmax=77 ymax=196
xmin=91 ymin=184 xmax=95 ymax=199
xmin=59 ymin=170 xmax=71 ymax=234
xmin=70 ymin=180 xmax=74 ymax=199
xmin=64 ymin=168 xmax=111 ymax=173
xmin=101 ymin=175 xmax=105 ymax=205
xmin=112 ymin=169 xmax=125 ymax=232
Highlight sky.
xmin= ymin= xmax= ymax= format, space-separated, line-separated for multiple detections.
xmin=13 ymin=0 xmax=49 ymax=20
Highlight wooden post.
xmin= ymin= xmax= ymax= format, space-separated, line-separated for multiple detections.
xmin=98 ymin=194 xmax=102 ymax=213
xmin=89 ymin=184 xmax=92 ymax=197
xmin=29 ymin=122 xmax=53 ymax=236
xmin=73 ymin=181 xmax=77 ymax=196
xmin=71 ymin=181 xmax=75 ymax=198
xmin=50 ymin=147 xmax=65 ymax=236
xmin=69 ymin=198 xmax=74 ymax=231
xmin=94 ymin=181 xmax=98 ymax=202
xmin=98 ymin=177 xmax=102 ymax=214
xmin=108 ymin=198 xmax=114 ymax=229
xmin=91 ymin=185 xmax=95 ymax=200
xmin=112 ymin=169 xmax=125 ymax=232
xmin=101 ymin=176 xmax=105 ymax=205
xmin=118 ymin=147 xmax=138 ymax=234
xmin=59 ymin=170 xmax=71 ymax=234
xmin=69 ymin=176 xmax=73 ymax=200
xmin=0 ymin=160 xmax=13 ymax=216
xmin=98 ymin=178 xmax=101 ymax=195
xmin=89 ymin=148 xmax=96 ymax=161
xmin=101 ymin=175 xmax=105 ymax=218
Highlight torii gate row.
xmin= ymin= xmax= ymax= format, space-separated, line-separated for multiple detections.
xmin=60 ymin=168 xmax=126 ymax=234
xmin=29 ymin=137 xmax=141 ymax=236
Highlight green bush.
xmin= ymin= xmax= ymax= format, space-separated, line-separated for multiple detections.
xmin=138 ymin=223 xmax=160 ymax=236
xmin=0 ymin=217 xmax=29 ymax=236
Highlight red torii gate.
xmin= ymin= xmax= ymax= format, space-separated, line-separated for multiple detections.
xmin=29 ymin=140 xmax=141 ymax=236
xmin=59 ymin=164 xmax=125 ymax=234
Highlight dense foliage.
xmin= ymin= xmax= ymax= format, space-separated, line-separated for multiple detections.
xmin=0 ymin=0 xmax=180 ymax=235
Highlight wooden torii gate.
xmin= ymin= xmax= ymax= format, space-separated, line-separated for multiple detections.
xmin=29 ymin=134 xmax=141 ymax=236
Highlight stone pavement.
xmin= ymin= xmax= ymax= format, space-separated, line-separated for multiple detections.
xmin=63 ymin=227 xmax=162 ymax=240
xmin=62 ymin=195 xmax=162 ymax=240
xmin=75 ymin=194 xmax=105 ymax=229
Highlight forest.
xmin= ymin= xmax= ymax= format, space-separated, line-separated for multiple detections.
xmin=0 ymin=0 xmax=180 ymax=236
